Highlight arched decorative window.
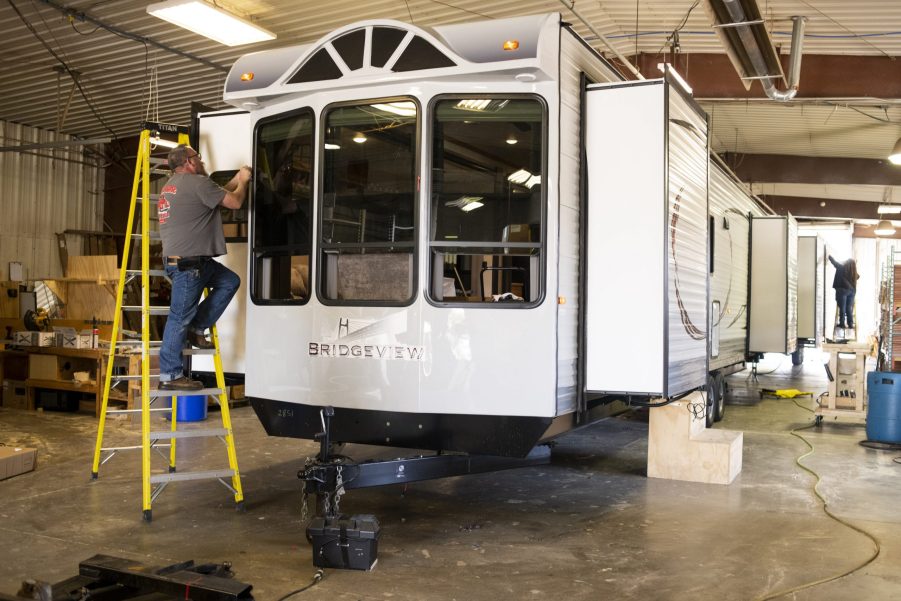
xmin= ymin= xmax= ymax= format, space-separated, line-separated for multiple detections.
xmin=288 ymin=26 xmax=456 ymax=84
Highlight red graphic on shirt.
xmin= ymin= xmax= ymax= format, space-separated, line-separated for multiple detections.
xmin=158 ymin=185 xmax=176 ymax=224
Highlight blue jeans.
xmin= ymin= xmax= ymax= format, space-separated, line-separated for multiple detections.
xmin=159 ymin=259 xmax=240 ymax=382
xmin=835 ymin=288 xmax=855 ymax=327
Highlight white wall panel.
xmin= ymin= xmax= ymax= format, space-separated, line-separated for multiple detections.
xmin=0 ymin=120 xmax=103 ymax=281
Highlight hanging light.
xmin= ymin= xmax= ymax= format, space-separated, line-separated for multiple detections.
xmin=874 ymin=220 xmax=896 ymax=236
xmin=352 ymin=132 xmax=367 ymax=144
xmin=890 ymin=137 xmax=901 ymax=165
xmin=506 ymin=134 xmax=518 ymax=145
xmin=146 ymin=0 xmax=276 ymax=47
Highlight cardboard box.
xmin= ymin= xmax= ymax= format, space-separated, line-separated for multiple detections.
xmin=29 ymin=355 xmax=58 ymax=380
xmin=56 ymin=327 xmax=78 ymax=349
xmin=77 ymin=333 xmax=94 ymax=349
xmin=14 ymin=331 xmax=37 ymax=346
xmin=36 ymin=332 xmax=56 ymax=347
xmin=2 ymin=380 xmax=27 ymax=409
xmin=0 ymin=446 xmax=37 ymax=480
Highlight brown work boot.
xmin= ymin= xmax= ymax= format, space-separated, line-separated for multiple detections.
xmin=188 ymin=330 xmax=215 ymax=349
xmin=159 ymin=376 xmax=204 ymax=391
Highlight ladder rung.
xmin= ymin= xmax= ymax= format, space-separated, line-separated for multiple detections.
xmin=150 ymin=169 xmax=169 ymax=176
xmin=126 ymin=269 xmax=167 ymax=277
xmin=133 ymin=232 xmax=161 ymax=240
xmin=116 ymin=339 xmax=163 ymax=346
xmin=113 ymin=374 xmax=161 ymax=381
xmin=106 ymin=407 xmax=171 ymax=414
xmin=122 ymin=306 xmax=170 ymax=314
xmin=148 ymin=387 xmax=223 ymax=398
xmin=150 ymin=469 xmax=235 ymax=484
xmin=183 ymin=348 xmax=216 ymax=355
xmin=149 ymin=428 xmax=228 ymax=441
xmin=149 ymin=158 xmax=168 ymax=166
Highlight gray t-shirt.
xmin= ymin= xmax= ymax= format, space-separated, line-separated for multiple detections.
xmin=158 ymin=172 xmax=227 ymax=257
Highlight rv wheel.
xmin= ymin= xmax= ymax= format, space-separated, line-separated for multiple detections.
xmin=705 ymin=374 xmax=717 ymax=428
xmin=713 ymin=373 xmax=726 ymax=422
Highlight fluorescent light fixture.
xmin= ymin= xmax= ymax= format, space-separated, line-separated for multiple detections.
xmin=445 ymin=196 xmax=484 ymax=212
xmin=146 ymin=0 xmax=276 ymax=47
xmin=371 ymin=102 xmax=417 ymax=117
xmin=875 ymin=219 xmax=896 ymax=236
xmin=352 ymin=132 xmax=367 ymax=143
xmin=149 ymin=135 xmax=179 ymax=149
xmin=324 ymin=143 xmax=341 ymax=150
xmin=877 ymin=204 xmax=901 ymax=214
xmin=507 ymin=169 xmax=541 ymax=189
xmin=890 ymin=137 xmax=901 ymax=165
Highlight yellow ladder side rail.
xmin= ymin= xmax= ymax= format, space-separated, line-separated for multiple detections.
xmin=140 ymin=130 xmax=154 ymax=520
xmin=91 ymin=129 xmax=149 ymax=478
xmin=210 ymin=318 xmax=244 ymax=503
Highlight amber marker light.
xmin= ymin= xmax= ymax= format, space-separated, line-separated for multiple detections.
xmin=503 ymin=39 xmax=519 ymax=51
xmin=240 ymin=72 xmax=254 ymax=81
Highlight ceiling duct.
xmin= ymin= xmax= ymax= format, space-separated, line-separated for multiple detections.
xmin=704 ymin=0 xmax=806 ymax=102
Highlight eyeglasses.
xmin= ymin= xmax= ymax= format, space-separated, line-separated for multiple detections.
xmin=186 ymin=153 xmax=202 ymax=162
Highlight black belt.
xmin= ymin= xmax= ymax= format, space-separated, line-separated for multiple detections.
xmin=167 ymin=256 xmax=212 ymax=269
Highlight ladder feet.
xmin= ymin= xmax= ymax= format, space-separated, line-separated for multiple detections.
xmin=169 ymin=465 xmax=177 ymax=473
xmin=143 ymin=509 xmax=152 ymax=523
xmin=91 ymin=471 xmax=98 ymax=480
xmin=235 ymin=501 xmax=246 ymax=513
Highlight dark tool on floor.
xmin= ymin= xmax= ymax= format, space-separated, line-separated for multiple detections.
xmin=3 ymin=554 xmax=253 ymax=601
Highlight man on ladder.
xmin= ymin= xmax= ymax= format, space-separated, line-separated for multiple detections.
xmin=828 ymin=253 xmax=859 ymax=341
xmin=158 ymin=145 xmax=251 ymax=390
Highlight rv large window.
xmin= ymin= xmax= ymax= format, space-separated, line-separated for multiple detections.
xmin=251 ymin=109 xmax=314 ymax=304
xmin=429 ymin=97 xmax=544 ymax=305
xmin=319 ymin=100 xmax=417 ymax=304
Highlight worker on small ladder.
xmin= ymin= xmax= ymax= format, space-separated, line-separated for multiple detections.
xmin=157 ymin=145 xmax=251 ymax=391
xmin=828 ymin=254 xmax=859 ymax=338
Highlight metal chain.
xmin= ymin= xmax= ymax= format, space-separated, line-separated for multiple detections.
xmin=333 ymin=465 xmax=345 ymax=517
xmin=300 ymin=490 xmax=309 ymax=522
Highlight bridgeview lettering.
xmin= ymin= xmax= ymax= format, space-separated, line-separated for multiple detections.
xmin=309 ymin=343 xmax=425 ymax=360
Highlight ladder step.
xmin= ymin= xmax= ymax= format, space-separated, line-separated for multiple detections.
xmin=148 ymin=387 xmax=223 ymax=398
xmin=107 ymin=407 xmax=171 ymax=414
xmin=126 ymin=269 xmax=167 ymax=277
xmin=116 ymin=339 xmax=163 ymax=347
xmin=122 ymin=306 xmax=170 ymax=314
xmin=149 ymin=428 xmax=228 ymax=441
xmin=183 ymin=348 xmax=216 ymax=355
xmin=149 ymin=158 xmax=168 ymax=167
xmin=113 ymin=374 xmax=161 ymax=381
xmin=150 ymin=169 xmax=170 ymax=176
xmin=150 ymin=469 xmax=235 ymax=484
xmin=133 ymin=232 xmax=162 ymax=240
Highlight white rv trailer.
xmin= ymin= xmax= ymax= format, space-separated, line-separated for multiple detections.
xmin=706 ymin=159 xmax=770 ymax=423
xmin=795 ymin=235 xmax=825 ymax=363
xmin=219 ymin=13 xmax=712 ymax=462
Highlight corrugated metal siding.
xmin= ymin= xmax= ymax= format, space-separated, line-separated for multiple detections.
xmin=666 ymin=89 xmax=709 ymax=396
xmin=0 ymin=120 xmax=103 ymax=281
xmin=555 ymin=29 xmax=624 ymax=414
xmin=708 ymin=161 xmax=767 ymax=371
xmin=786 ymin=214 xmax=800 ymax=349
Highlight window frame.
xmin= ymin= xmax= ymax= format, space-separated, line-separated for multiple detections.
xmin=425 ymin=93 xmax=549 ymax=310
xmin=249 ymin=106 xmax=316 ymax=307
xmin=316 ymin=96 xmax=422 ymax=308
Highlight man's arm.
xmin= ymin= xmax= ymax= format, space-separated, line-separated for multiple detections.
xmin=828 ymin=254 xmax=841 ymax=269
xmin=221 ymin=166 xmax=252 ymax=209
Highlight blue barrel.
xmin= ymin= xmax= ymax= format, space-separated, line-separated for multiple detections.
xmin=866 ymin=372 xmax=901 ymax=443
xmin=165 ymin=395 xmax=208 ymax=422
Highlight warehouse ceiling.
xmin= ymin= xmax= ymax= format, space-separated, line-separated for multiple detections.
xmin=0 ymin=0 xmax=899 ymax=225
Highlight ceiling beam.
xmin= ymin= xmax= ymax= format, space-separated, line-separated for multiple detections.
xmin=760 ymin=194 xmax=883 ymax=220
xmin=630 ymin=53 xmax=901 ymax=99
xmin=720 ymin=153 xmax=901 ymax=186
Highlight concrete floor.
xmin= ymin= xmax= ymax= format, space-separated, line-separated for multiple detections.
xmin=1 ymin=352 xmax=900 ymax=600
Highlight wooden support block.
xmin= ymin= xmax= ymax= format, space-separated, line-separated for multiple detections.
xmin=647 ymin=391 xmax=743 ymax=485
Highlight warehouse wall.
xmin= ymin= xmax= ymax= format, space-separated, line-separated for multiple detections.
xmin=0 ymin=120 xmax=104 ymax=281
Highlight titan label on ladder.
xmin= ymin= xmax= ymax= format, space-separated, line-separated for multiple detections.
xmin=90 ymin=123 xmax=245 ymax=522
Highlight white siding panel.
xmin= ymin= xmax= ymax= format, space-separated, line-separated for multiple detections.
xmin=0 ymin=120 xmax=103 ymax=281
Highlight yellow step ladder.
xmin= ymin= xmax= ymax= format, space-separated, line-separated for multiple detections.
xmin=91 ymin=122 xmax=245 ymax=522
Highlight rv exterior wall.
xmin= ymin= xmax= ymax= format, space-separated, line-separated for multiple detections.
xmin=584 ymin=82 xmax=666 ymax=394
xmin=708 ymin=163 xmax=766 ymax=371
xmin=797 ymin=235 xmax=821 ymax=340
xmin=749 ymin=217 xmax=799 ymax=353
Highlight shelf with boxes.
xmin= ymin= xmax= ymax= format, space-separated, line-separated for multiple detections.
xmin=818 ymin=341 xmax=871 ymax=422
xmin=1 ymin=347 xmax=127 ymax=417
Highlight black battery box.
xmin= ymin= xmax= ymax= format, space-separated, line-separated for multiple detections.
xmin=306 ymin=514 xmax=380 ymax=571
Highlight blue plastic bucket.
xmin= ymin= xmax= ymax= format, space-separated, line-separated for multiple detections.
xmin=866 ymin=372 xmax=901 ymax=444
xmin=165 ymin=395 xmax=208 ymax=422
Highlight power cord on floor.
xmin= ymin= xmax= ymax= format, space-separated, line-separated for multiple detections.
xmin=754 ymin=421 xmax=881 ymax=600
xmin=274 ymin=569 xmax=324 ymax=601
